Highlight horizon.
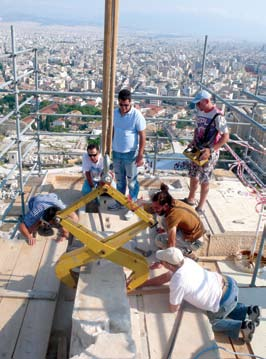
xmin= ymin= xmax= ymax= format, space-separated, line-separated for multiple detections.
xmin=1 ymin=0 xmax=266 ymax=42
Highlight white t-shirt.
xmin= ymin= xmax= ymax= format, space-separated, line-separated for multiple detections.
xmin=169 ymin=258 xmax=223 ymax=313
xmin=82 ymin=153 xmax=104 ymax=181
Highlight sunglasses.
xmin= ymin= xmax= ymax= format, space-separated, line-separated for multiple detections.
xmin=88 ymin=153 xmax=98 ymax=157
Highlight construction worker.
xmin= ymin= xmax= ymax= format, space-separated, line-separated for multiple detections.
xmin=185 ymin=90 xmax=229 ymax=214
xmin=19 ymin=193 xmax=78 ymax=245
xmin=150 ymin=183 xmax=205 ymax=262
xmin=81 ymin=143 xmax=104 ymax=195
xmin=108 ymin=89 xmax=146 ymax=220
xmin=142 ymin=247 xmax=261 ymax=343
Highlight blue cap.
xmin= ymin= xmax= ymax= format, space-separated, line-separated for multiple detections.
xmin=191 ymin=90 xmax=211 ymax=104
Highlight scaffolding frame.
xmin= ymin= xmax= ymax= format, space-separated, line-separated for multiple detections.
xmin=0 ymin=25 xmax=265 ymax=234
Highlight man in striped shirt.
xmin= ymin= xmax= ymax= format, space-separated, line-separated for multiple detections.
xmin=19 ymin=193 xmax=78 ymax=245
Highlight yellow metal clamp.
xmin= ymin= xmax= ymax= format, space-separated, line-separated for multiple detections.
xmin=55 ymin=179 xmax=156 ymax=291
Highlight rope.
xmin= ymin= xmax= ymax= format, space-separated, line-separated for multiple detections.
xmin=193 ymin=344 xmax=266 ymax=359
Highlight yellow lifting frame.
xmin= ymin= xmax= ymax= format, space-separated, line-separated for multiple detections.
xmin=55 ymin=182 xmax=156 ymax=291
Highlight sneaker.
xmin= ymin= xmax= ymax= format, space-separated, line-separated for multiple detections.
xmin=181 ymin=198 xmax=196 ymax=206
xmin=107 ymin=201 xmax=122 ymax=210
xmin=125 ymin=210 xmax=134 ymax=220
xmin=242 ymin=320 xmax=255 ymax=343
xmin=247 ymin=305 xmax=261 ymax=326
xmin=195 ymin=206 xmax=204 ymax=216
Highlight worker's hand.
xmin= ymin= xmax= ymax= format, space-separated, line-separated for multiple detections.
xmin=199 ymin=148 xmax=211 ymax=161
xmin=27 ymin=235 xmax=36 ymax=246
xmin=135 ymin=154 xmax=144 ymax=167
xmin=149 ymin=261 xmax=163 ymax=270
xmin=156 ymin=227 xmax=165 ymax=234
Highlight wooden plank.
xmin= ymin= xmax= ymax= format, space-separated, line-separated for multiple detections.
xmin=57 ymin=334 xmax=68 ymax=359
xmin=214 ymin=333 xmax=238 ymax=359
xmin=13 ymin=236 xmax=68 ymax=359
xmin=231 ymin=338 xmax=252 ymax=359
xmin=143 ymin=293 xmax=176 ymax=359
xmin=0 ymin=288 xmax=57 ymax=300
xmin=129 ymin=295 xmax=149 ymax=359
xmin=170 ymin=304 xmax=219 ymax=359
xmin=0 ymin=238 xmax=48 ymax=358
xmin=0 ymin=239 xmax=23 ymax=291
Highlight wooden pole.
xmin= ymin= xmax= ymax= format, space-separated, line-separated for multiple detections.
xmin=107 ymin=0 xmax=119 ymax=155
xmin=101 ymin=0 xmax=112 ymax=155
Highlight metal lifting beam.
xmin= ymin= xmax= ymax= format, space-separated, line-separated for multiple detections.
xmin=55 ymin=168 xmax=156 ymax=292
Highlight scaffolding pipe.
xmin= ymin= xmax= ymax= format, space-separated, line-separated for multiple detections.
xmin=8 ymin=48 xmax=34 ymax=56
xmin=20 ymin=119 xmax=36 ymax=135
xmin=0 ymin=80 xmax=13 ymax=89
xmin=33 ymin=112 xmax=101 ymax=119
xmin=0 ymin=110 xmax=16 ymax=125
xmin=15 ymin=69 xmax=34 ymax=82
xmin=0 ymin=53 xmax=11 ymax=59
xmin=242 ymin=90 xmax=266 ymax=104
xmin=200 ymin=35 xmax=208 ymax=85
xmin=0 ymin=139 xmax=16 ymax=160
xmin=22 ymin=162 xmax=38 ymax=186
xmin=18 ymin=89 xmax=265 ymax=107
xmin=33 ymin=48 xmax=42 ymax=175
xmin=11 ymin=25 xmax=26 ymax=217
xmin=250 ymin=225 xmax=266 ymax=287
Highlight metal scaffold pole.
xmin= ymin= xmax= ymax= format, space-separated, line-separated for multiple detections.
xmin=250 ymin=224 xmax=266 ymax=287
xmin=33 ymin=48 xmax=42 ymax=175
xmin=200 ymin=35 xmax=208 ymax=86
xmin=11 ymin=25 xmax=26 ymax=216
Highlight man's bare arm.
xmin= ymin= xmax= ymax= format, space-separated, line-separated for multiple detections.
xmin=169 ymin=303 xmax=180 ymax=312
xmin=136 ymin=130 xmax=146 ymax=166
xmin=141 ymin=271 xmax=172 ymax=287
xmin=167 ymin=226 xmax=177 ymax=247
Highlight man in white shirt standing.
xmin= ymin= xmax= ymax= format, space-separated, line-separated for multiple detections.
xmin=108 ymin=89 xmax=146 ymax=220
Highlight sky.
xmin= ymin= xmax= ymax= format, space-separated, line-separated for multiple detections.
xmin=1 ymin=0 xmax=266 ymax=42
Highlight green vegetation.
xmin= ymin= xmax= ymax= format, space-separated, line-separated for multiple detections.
xmin=87 ymin=137 xmax=101 ymax=147
xmin=58 ymin=104 xmax=101 ymax=117
xmin=156 ymin=129 xmax=167 ymax=137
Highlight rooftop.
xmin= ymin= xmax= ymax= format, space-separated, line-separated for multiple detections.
xmin=0 ymin=170 xmax=265 ymax=359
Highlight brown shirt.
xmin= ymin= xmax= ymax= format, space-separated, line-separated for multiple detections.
xmin=166 ymin=200 xmax=205 ymax=242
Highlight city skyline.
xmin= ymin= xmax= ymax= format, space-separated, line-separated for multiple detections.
xmin=0 ymin=0 xmax=266 ymax=42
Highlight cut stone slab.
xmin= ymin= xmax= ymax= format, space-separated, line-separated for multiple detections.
xmin=207 ymin=180 xmax=260 ymax=233
xmin=217 ymin=260 xmax=266 ymax=287
xmin=238 ymin=288 xmax=266 ymax=358
xmin=70 ymin=260 xmax=134 ymax=358
xmin=71 ymin=333 xmax=135 ymax=358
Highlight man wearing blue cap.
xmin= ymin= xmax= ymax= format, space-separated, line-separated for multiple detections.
xmin=184 ymin=90 xmax=229 ymax=214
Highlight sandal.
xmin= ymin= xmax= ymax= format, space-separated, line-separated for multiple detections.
xmin=181 ymin=198 xmax=195 ymax=206
xmin=195 ymin=207 xmax=204 ymax=216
